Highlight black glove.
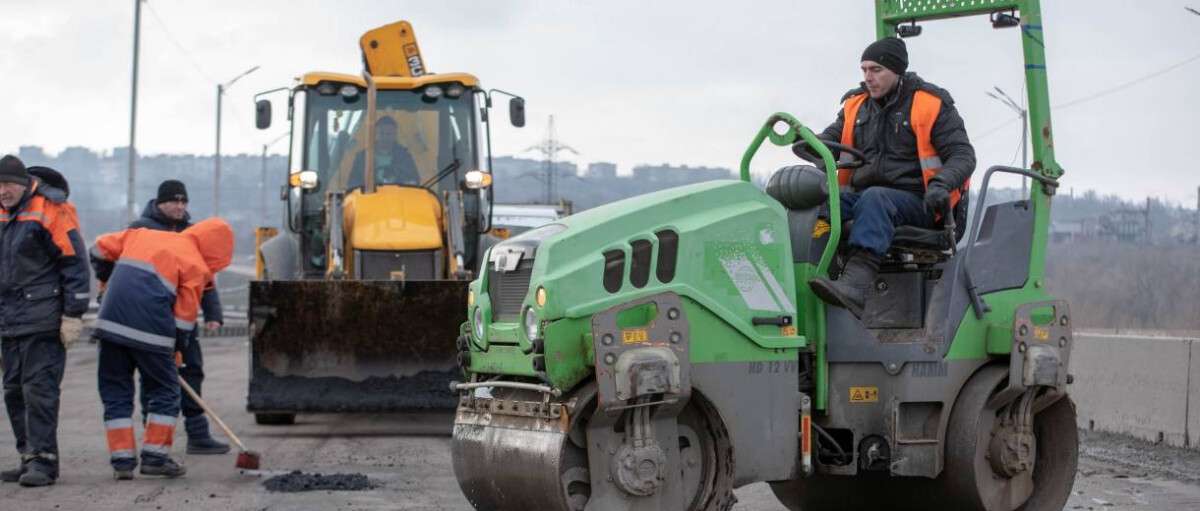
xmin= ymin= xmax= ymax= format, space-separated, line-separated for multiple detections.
xmin=174 ymin=328 xmax=190 ymax=353
xmin=923 ymin=182 xmax=951 ymax=215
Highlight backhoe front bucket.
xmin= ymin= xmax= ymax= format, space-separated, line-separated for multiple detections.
xmin=247 ymin=279 xmax=466 ymax=413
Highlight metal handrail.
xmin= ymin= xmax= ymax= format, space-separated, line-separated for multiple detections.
xmin=959 ymin=165 xmax=1059 ymax=319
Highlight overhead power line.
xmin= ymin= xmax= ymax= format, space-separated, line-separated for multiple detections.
xmin=1055 ymin=50 xmax=1200 ymax=110
xmin=143 ymin=2 xmax=212 ymax=82
xmin=977 ymin=50 xmax=1200 ymax=140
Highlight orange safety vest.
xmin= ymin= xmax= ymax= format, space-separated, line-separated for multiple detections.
xmin=838 ymin=90 xmax=966 ymax=212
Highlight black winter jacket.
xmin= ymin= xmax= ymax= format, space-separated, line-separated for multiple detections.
xmin=0 ymin=180 xmax=90 ymax=337
xmin=820 ymin=73 xmax=976 ymax=195
xmin=129 ymin=200 xmax=222 ymax=325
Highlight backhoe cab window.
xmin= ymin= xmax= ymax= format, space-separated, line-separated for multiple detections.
xmin=301 ymin=84 xmax=476 ymax=213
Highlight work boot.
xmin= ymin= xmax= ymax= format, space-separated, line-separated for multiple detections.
xmin=140 ymin=457 xmax=186 ymax=478
xmin=17 ymin=460 xmax=56 ymax=487
xmin=112 ymin=458 xmax=137 ymax=481
xmin=808 ymin=250 xmax=881 ymax=319
xmin=185 ymin=416 xmax=230 ymax=455
xmin=187 ymin=436 xmax=231 ymax=455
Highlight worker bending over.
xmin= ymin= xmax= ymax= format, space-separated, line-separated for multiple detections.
xmin=90 ymin=218 xmax=233 ymax=479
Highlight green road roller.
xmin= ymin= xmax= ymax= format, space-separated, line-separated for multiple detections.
xmin=450 ymin=1 xmax=1077 ymax=509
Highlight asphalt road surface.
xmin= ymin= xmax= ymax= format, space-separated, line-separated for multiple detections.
xmin=2 ymin=336 xmax=1199 ymax=510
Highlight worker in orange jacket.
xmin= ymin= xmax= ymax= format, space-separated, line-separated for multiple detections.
xmin=89 ymin=218 xmax=233 ymax=479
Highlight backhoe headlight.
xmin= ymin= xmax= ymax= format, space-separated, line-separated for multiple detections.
xmin=523 ymin=307 xmax=539 ymax=340
xmin=473 ymin=307 xmax=485 ymax=339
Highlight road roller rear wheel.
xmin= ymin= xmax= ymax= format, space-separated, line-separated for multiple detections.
xmin=770 ymin=366 xmax=1078 ymax=511
xmin=943 ymin=366 xmax=1078 ymax=511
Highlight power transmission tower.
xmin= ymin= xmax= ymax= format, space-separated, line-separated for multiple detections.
xmin=524 ymin=115 xmax=578 ymax=204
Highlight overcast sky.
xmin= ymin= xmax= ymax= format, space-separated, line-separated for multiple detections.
xmin=1 ymin=0 xmax=1198 ymax=204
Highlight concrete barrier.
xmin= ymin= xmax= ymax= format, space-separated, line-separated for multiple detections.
xmin=1069 ymin=332 xmax=1199 ymax=448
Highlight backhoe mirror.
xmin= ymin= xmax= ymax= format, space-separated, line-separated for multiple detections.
xmin=256 ymin=99 xmax=272 ymax=130
xmin=289 ymin=170 xmax=319 ymax=190
xmin=464 ymin=170 xmax=494 ymax=190
xmin=509 ymin=97 xmax=526 ymax=128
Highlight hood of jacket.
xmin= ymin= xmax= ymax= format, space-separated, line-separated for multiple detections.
xmin=183 ymin=218 xmax=234 ymax=274
xmin=138 ymin=199 xmax=192 ymax=229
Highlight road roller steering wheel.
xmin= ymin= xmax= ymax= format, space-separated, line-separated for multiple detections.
xmin=791 ymin=139 xmax=868 ymax=170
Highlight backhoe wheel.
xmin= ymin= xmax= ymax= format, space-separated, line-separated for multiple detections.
xmin=943 ymin=365 xmax=1078 ymax=511
xmin=255 ymin=413 xmax=296 ymax=425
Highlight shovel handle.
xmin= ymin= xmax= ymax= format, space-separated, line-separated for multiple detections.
xmin=178 ymin=375 xmax=248 ymax=452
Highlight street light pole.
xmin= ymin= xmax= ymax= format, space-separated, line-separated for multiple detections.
xmin=213 ymin=65 xmax=260 ymax=218
xmin=986 ymin=86 xmax=1028 ymax=198
xmin=126 ymin=0 xmax=143 ymax=223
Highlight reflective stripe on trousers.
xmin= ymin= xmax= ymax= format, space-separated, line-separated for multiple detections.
xmin=142 ymin=413 xmax=176 ymax=455
xmin=105 ymin=418 xmax=136 ymax=460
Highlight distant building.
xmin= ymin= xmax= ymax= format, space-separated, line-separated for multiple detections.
xmin=18 ymin=145 xmax=47 ymax=163
xmin=631 ymin=164 xmax=732 ymax=183
xmin=585 ymin=162 xmax=617 ymax=179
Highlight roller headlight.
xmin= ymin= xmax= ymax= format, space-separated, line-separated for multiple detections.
xmin=473 ymin=307 xmax=485 ymax=340
xmin=524 ymin=306 xmax=539 ymax=340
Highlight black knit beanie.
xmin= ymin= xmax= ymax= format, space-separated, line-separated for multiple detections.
xmin=156 ymin=179 xmax=189 ymax=204
xmin=861 ymin=37 xmax=909 ymax=75
xmin=0 ymin=155 xmax=30 ymax=187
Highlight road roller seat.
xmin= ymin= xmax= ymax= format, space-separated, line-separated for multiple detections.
xmin=765 ymin=165 xmax=962 ymax=270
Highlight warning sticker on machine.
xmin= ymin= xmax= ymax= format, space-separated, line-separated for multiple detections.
xmin=849 ymin=386 xmax=879 ymax=403
xmin=622 ymin=329 xmax=649 ymax=344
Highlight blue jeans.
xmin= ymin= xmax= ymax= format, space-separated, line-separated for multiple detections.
xmin=838 ymin=187 xmax=932 ymax=257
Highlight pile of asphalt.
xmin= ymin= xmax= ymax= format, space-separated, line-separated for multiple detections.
xmin=262 ymin=471 xmax=376 ymax=492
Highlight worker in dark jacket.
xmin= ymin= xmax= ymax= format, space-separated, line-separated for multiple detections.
xmin=808 ymin=37 xmax=976 ymax=318
xmin=0 ymin=155 xmax=90 ymax=487
xmin=349 ymin=116 xmax=421 ymax=189
xmin=127 ymin=180 xmax=229 ymax=455
xmin=90 ymin=218 xmax=233 ymax=479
